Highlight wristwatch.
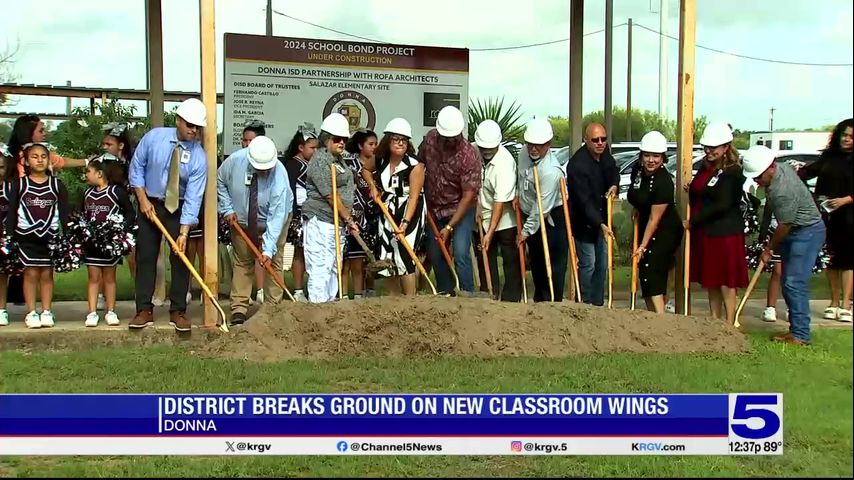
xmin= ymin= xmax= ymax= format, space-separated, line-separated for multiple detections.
xmin=444 ymin=224 xmax=454 ymax=233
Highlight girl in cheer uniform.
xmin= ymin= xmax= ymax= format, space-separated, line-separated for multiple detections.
xmin=82 ymin=160 xmax=135 ymax=327
xmin=0 ymin=161 xmax=11 ymax=327
xmin=283 ymin=124 xmax=319 ymax=302
xmin=5 ymin=143 xmax=70 ymax=329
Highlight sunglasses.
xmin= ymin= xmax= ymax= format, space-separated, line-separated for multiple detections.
xmin=590 ymin=136 xmax=608 ymax=144
xmin=330 ymin=136 xmax=347 ymax=144
xmin=390 ymin=135 xmax=409 ymax=145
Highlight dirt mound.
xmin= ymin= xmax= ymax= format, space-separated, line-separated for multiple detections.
xmin=202 ymin=297 xmax=749 ymax=362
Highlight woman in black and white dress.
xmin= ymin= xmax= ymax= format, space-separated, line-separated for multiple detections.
xmin=363 ymin=118 xmax=425 ymax=296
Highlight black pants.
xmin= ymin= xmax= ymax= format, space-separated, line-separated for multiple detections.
xmin=135 ymin=199 xmax=190 ymax=313
xmin=527 ymin=207 xmax=569 ymax=302
xmin=474 ymin=227 xmax=523 ymax=302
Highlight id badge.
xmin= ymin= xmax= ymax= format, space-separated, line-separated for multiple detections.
xmin=245 ymin=170 xmax=253 ymax=186
xmin=708 ymin=171 xmax=721 ymax=187
xmin=632 ymin=176 xmax=642 ymax=189
xmin=335 ymin=163 xmax=346 ymax=174
xmin=180 ymin=149 xmax=191 ymax=164
xmin=391 ymin=175 xmax=399 ymax=188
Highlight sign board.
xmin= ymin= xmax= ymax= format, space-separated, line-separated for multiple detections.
xmin=223 ymin=33 xmax=469 ymax=156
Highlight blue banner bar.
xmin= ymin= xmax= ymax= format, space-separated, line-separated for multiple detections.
xmin=0 ymin=394 xmax=729 ymax=436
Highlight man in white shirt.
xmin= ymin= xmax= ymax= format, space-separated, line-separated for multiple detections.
xmin=474 ymin=120 xmax=522 ymax=302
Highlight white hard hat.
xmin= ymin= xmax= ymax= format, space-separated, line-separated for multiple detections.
xmin=384 ymin=117 xmax=412 ymax=138
xmin=436 ymin=106 xmax=464 ymax=137
xmin=699 ymin=121 xmax=733 ymax=147
xmin=176 ymin=98 xmax=207 ymax=127
xmin=247 ymin=136 xmax=278 ymax=171
xmin=742 ymin=145 xmax=776 ymax=178
xmin=320 ymin=113 xmax=351 ymax=138
xmin=474 ymin=120 xmax=502 ymax=149
xmin=524 ymin=118 xmax=554 ymax=144
xmin=639 ymin=131 xmax=668 ymax=154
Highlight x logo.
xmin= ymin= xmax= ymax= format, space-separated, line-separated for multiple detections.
xmin=225 ymin=441 xmax=235 ymax=452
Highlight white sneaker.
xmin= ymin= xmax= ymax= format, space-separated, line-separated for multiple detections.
xmin=762 ymin=306 xmax=777 ymax=322
xmin=0 ymin=309 xmax=8 ymax=327
xmin=84 ymin=312 xmax=100 ymax=327
xmin=152 ymin=296 xmax=165 ymax=307
xmin=256 ymin=289 xmax=265 ymax=303
xmin=294 ymin=290 xmax=307 ymax=302
xmin=40 ymin=310 xmax=55 ymax=328
xmin=665 ymin=301 xmax=676 ymax=314
xmin=105 ymin=311 xmax=120 ymax=326
xmin=25 ymin=310 xmax=41 ymax=329
xmin=186 ymin=292 xmax=193 ymax=305
xmin=838 ymin=309 xmax=853 ymax=323
xmin=97 ymin=294 xmax=105 ymax=311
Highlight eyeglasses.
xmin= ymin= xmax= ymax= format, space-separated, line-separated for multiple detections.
xmin=330 ymin=136 xmax=347 ymax=144
xmin=590 ymin=136 xmax=608 ymax=144
xmin=390 ymin=135 xmax=409 ymax=145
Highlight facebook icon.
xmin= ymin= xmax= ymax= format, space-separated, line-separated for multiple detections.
xmin=337 ymin=441 xmax=349 ymax=452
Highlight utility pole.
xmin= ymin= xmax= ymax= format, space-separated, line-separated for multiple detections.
xmin=626 ymin=18 xmax=633 ymax=142
xmin=659 ymin=0 xmax=668 ymax=118
xmin=266 ymin=0 xmax=273 ymax=36
xmin=769 ymin=107 xmax=775 ymax=132
xmin=604 ymin=0 xmax=613 ymax=145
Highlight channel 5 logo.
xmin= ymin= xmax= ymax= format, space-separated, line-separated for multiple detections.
xmin=510 ymin=441 xmax=523 ymax=452
xmin=729 ymin=394 xmax=783 ymax=440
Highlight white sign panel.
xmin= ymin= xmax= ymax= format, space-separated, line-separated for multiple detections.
xmin=223 ymin=34 xmax=469 ymax=155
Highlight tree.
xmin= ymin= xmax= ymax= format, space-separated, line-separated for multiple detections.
xmin=1 ymin=41 xmax=20 ymax=107
xmin=578 ymin=107 xmax=677 ymax=143
xmin=549 ymin=116 xmax=570 ymax=147
xmin=467 ymin=97 xmax=525 ymax=145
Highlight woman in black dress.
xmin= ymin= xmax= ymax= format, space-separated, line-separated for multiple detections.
xmin=627 ymin=131 xmax=684 ymax=313
xmin=799 ymin=118 xmax=853 ymax=322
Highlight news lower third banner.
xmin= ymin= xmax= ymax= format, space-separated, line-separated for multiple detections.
xmin=0 ymin=394 xmax=783 ymax=455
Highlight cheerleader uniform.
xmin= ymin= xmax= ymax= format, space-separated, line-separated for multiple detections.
xmin=81 ymin=185 xmax=136 ymax=266
xmin=0 ymin=182 xmax=10 ymax=270
xmin=374 ymin=154 xmax=426 ymax=277
xmin=285 ymin=155 xmax=309 ymax=248
xmin=5 ymin=176 xmax=69 ymax=267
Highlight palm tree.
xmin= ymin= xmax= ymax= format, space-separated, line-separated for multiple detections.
xmin=467 ymin=97 xmax=525 ymax=148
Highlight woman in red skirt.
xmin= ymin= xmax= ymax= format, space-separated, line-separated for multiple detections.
xmin=685 ymin=121 xmax=748 ymax=325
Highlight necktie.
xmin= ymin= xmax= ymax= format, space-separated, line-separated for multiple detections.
xmin=248 ymin=171 xmax=259 ymax=245
xmin=164 ymin=145 xmax=181 ymax=213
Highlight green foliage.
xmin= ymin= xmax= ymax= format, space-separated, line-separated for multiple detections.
xmin=732 ymin=129 xmax=751 ymax=150
xmin=467 ymin=97 xmax=525 ymax=145
xmin=581 ymin=107 xmax=677 ymax=143
xmin=44 ymin=98 xmax=176 ymax=206
xmin=549 ymin=116 xmax=570 ymax=147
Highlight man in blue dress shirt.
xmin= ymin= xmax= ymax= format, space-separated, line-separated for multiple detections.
xmin=217 ymin=136 xmax=292 ymax=324
xmin=128 ymin=98 xmax=208 ymax=332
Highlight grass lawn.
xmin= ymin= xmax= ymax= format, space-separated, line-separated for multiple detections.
xmin=51 ymin=264 xmax=833 ymax=301
xmin=1 ymin=330 xmax=851 ymax=477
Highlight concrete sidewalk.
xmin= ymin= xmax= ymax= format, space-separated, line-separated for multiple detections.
xmin=0 ymin=297 xmax=850 ymax=333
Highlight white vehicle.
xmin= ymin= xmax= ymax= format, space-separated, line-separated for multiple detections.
xmin=750 ymin=131 xmax=829 ymax=153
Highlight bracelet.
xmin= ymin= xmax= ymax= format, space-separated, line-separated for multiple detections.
xmin=444 ymin=224 xmax=454 ymax=232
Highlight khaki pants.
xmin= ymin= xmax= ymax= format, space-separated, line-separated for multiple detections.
xmin=230 ymin=226 xmax=287 ymax=314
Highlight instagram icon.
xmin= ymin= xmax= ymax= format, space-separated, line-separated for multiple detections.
xmin=511 ymin=441 xmax=523 ymax=452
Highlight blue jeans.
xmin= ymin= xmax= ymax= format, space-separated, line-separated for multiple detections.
xmin=575 ymin=234 xmax=607 ymax=306
xmin=778 ymin=221 xmax=826 ymax=342
xmin=426 ymin=208 xmax=475 ymax=293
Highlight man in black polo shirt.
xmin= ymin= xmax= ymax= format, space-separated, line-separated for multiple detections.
xmin=566 ymin=123 xmax=618 ymax=306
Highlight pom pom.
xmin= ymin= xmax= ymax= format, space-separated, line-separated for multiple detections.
xmin=90 ymin=213 xmax=136 ymax=258
xmin=813 ymin=244 xmax=831 ymax=274
xmin=49 ymin=233 xmax=84 ymax=273
xmin=745 ymin=241 xmax=773 ymax=273
xmin=218 ymin=214 xmax=232 ymax=246
xmin=0 ymin=233 xmax=24 ymax=275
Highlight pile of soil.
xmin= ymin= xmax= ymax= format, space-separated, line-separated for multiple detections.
xmin=203 ymin=297 xmax=749 ymax=362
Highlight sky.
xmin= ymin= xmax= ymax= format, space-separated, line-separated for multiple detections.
xmin=1 ymin=0 xmax=852 ymax=133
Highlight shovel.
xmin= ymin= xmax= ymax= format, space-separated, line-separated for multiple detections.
xmin=425 ymin=208 xmax=460 ymax=293
xmin=532 ymin=165 xmax=554 ymax=302
xmin=374 ymin=196 xmax=437 ymax=295
xmin=349 ymin=229 xmax=395 ymax=274
xmin=229 ymin=219 xmax=296 ymax=302
xmin=607 ymin=195 xmax=614 ymax=309
xmin=150 ymin=213 xmax=228 ymax=332
xmin=735 ymin=259 xmax=765 ymax=329
xmin=631 ymin=214 xmax=639 ymax=310
xmin=559 ymin=178 xmax=582 ymax=302
xmin=514 ymin=202 xmax=528 ymax=304
xmin=331 ymin=165 xmax=343 ymax=300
